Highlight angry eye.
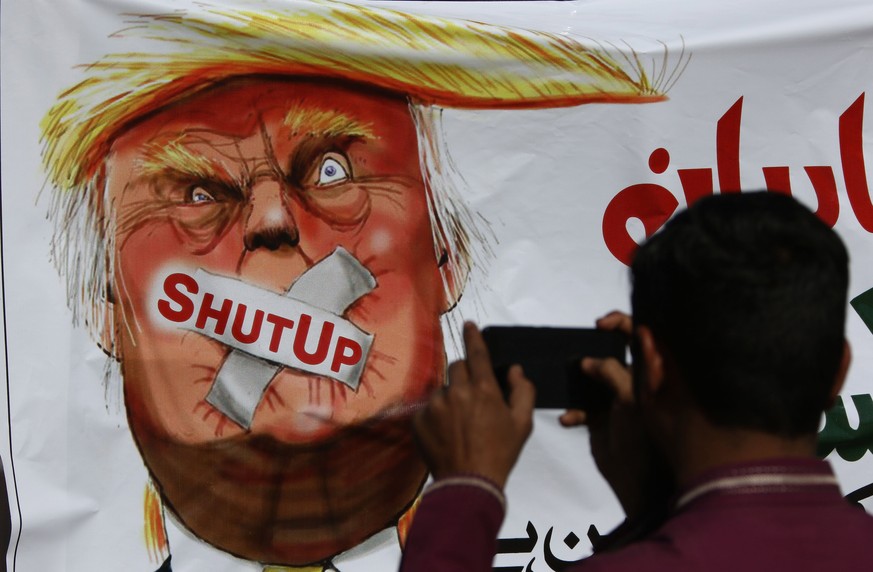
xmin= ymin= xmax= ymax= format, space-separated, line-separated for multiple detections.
xmin=188 ymin=186 xmax=216 ymax=204
xmin=316 ymin=153 xmax=351 ymax=186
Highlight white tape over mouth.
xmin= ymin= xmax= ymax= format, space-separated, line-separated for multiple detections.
xmin=154 ymin=247 xmax=376 ymax=429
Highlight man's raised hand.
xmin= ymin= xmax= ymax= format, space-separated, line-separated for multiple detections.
xmin=413 ymin=322 xmax=536 ymax=489
xmin=559 ymin=311 xmax=671 ymax=521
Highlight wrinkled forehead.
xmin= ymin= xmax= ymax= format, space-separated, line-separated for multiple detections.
xmin=109 ymin=76 xmax=416 ymax=151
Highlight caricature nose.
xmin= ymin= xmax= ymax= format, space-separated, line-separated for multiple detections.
xmin=244 ymin=179 xmax=299 ymax=251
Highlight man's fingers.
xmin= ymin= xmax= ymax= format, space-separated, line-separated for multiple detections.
xmin=462 ymin=322 xmax=498 ymax=388
xmin=595 ymin=311 xmax=633 ymax=337
xmin=581 ymin=357 xmax=633 ymax=403
xmin=447 ymin=359 xmax=470 ymax=387
xmin=506 ymin=365 xmax=535 ymax=430
xmin=559 ymin=409 xmax=587 ymax=427
xmin=411 ymin=408 xmax=432 ymax=450
xmin=412 ymin=407 xmax=428 ymax=437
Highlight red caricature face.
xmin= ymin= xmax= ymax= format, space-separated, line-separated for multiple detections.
xmin=105 ymin=78 xmax=453 ymax=564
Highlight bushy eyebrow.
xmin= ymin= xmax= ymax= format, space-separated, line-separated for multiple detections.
xmin=137 ymin=134 xmax=239 ymax=187
xmin=283 ymin=105 xmax=374 ymax=140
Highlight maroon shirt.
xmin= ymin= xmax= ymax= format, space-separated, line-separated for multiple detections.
xmin=400 ymin=459 xmax=873 ymax=571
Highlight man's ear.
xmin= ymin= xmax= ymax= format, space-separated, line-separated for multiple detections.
xmin=827 ymin=339 xmax=851 ymax=409
xmin=636 ymin=325 xmax=665 ymax=395
xmin=437 ymin=247 xmax=467 ymax=314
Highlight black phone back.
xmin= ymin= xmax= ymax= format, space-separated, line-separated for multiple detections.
xmin=482 ymin=326 xmax=626 ymax=410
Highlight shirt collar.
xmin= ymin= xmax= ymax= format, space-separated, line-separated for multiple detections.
xmin=674 ymin=457 xmax=839 ymax=510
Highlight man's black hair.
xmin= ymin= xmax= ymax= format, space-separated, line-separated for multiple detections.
xmin=631 ymin=191 xmax=849 ymax=436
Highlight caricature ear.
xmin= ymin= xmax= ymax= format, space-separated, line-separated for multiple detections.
xmin=84 ymin=165 xmax=121 ymax=360
xmin=97 ymin=280 xmax=121 ymax=360
xmin=437 ymin=246 xmax=467 ymax=314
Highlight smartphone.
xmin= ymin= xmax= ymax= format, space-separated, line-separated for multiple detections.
xmin=481 ymin=326 xmax=626 ymax=411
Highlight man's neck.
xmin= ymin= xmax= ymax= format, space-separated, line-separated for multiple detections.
xmin=671 ymin=410 xmax=818 ymax=489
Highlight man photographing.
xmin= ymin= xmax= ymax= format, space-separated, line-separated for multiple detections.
xmin=400 ymin=192 xmax=873 ymax=571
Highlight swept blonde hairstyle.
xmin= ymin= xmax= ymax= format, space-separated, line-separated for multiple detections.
xmin=40 ymin=0 xmax=666 ymax=341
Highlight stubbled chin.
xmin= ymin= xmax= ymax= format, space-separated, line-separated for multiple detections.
xmin=132 ymin=409 xmax=427 ymax=564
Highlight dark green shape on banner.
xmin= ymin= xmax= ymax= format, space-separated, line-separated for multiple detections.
xmin=817 ymin=394 xmax=873 ymax=461
xmin=851 ymin=287 xmax=873 ymax=335
xmin=828 ymin=290 xmax=873 ymax=461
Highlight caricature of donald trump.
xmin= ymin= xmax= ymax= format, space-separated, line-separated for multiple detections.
xmin=39 ymin=1 xmax=663 ymax=569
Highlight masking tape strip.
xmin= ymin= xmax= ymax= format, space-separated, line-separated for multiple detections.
xmin=206 ymin=352 xmax=281 ymax=430
xmin=190 ymin=247 xmax=375 ymax=428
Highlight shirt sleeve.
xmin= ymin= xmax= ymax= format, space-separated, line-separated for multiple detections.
xmin=399 ymin=475 xmax=506 ymax=572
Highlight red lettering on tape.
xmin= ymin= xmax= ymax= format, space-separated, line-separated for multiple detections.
xmin=331 ymin=337 xmax=363 ymax=373
xmin=196 ymin=292 xmax=233 ymax=335
xmin=266 ymin=314 xmax=295 ymax=353
xmin=231 ymin=304 xmax=264 ymax=344
xmin=157 ymin=273 xmax=198 ymax=322
xmin=294 ymin=314 xmax=335 ymax=366
xmin=156 ymin=272 xmax=367 ymax=377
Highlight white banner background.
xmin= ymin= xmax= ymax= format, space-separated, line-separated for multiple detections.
xmin=2 ymin=1 xmax=873 ymax=570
